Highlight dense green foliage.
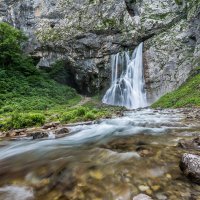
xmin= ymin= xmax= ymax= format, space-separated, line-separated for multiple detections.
xmin=0 ymin=23 xmax=122 ymax=130
xmin=0 ymin=69 xmax=79 ymax=112
xmin=0 ymin=22 xmax=38 ymax=75
xmin=0 ymin=23 xmax=79 ymax=112
xmin=152 ymin=68 xmax=200 ymax=108
xmin=59 ymin=105 xmax=115 ymax=124
xmin=0 ymin=23 xmax=81 ymax=130
xmin=4 ymin=113 xmax=45 ymax=130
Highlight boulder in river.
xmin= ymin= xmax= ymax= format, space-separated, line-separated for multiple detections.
xmin=180 ymin=153 xmax=200 ymax=184
xmin=30 ymin=131 xmax=49 ymax=140
xmin=55 ymin=127 xmax=69 ymax=135
xmin=133 ymin=193 xmax=153 ymax=200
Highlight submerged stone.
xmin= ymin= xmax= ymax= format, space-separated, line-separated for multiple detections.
xmin=178 ymin=137 xmax=200 ymax=150
xmin=30 ymin=131 xmax=49 ymax=140
xmin=133 ymin=193 xmax=153 ymax=200
xmin=136 ymin=146 xmax=154 ymax=157
xmin=138 ymin=185 xmax=150 ymax=192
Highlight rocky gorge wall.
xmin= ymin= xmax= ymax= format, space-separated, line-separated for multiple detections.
xmin=0 ymin=0 xmax=200 ymax=102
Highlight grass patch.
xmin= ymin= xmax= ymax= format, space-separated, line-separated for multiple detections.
xmin=152 ymin=67 xmax=200 ymax=108
xmin=59 ymin=103 xmax=119 ymax=124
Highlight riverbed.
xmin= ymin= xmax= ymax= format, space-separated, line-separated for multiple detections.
xmin=0 ymin=109 xmax=200 ymax=200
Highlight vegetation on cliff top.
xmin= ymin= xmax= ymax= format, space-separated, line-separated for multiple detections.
xmin=152 ymin=67 xmax=200 ymax=108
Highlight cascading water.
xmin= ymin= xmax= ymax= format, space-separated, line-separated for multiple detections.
xmin=102 ymin=43 xmax=147 ymax=109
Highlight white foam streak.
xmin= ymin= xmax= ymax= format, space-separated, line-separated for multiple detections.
xmin=0 ymin=186 xmax=34 ymax=200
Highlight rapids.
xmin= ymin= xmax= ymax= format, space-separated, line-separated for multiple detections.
xmin=0 ymin=109 xmax=200 ymax=200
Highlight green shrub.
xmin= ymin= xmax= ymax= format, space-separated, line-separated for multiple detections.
xmin=4 ymin=113 xmax=45 ymax=130
xmin=84 ymin=111 xmax=95 ymax=120
xmin=75 ymin=107 xmax=88 ymax=116
xmin=59 ymin=107 xmax=100 ymax=123
xmin=60 ymin=112 xmax=74 ymax=123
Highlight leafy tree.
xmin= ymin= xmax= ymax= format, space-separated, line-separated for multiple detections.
xmin=0 ymin=22 xmax=37 ymax=75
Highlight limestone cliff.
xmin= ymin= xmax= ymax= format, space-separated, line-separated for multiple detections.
xmin=0 ymin=0 xmax=200 ymax=101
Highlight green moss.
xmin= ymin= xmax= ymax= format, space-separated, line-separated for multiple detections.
xmin=175 ymin=0 xmax=183 ymax=5
xmin=152 ymin=67 xmax=200 ymax=108
xmin=187 ymin=0 xmax=200 ymax=19
xmin=148 ymin=13 xmax=172 ymax=20
xmin=102 ymin=18 xmax=117 ymax=28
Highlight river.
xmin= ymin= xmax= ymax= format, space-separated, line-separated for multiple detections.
xmin=0 ymin=109 xmax=200 ymax=200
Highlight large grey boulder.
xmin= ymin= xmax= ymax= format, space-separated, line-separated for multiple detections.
xmin=180 ymin=153 xmax=200 ymax=184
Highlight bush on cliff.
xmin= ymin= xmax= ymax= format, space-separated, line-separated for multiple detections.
xmin=152 ymin=67 xmax=200 ymax=108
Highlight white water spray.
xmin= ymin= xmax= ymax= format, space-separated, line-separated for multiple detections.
xmin=102 ymin=43 xmax=147 ymax=109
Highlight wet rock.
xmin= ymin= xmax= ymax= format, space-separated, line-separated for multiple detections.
xmin=6 ymin=131 xmax=18 ymax=137
xmin=26 ymin=173 xmax=50 ymax=189
xmin=57 ymin=169 xmax=77 ymax=191
xmin=0 ymin=132 xmax=3 ymax=137
xmin=30 ymin=131 xmax=49 ymax=140
xmin=151 ymin=185 xmax=160 ymax=192
xmin=185 ymin=109 xmax=200 ymax=120
xmin=155 ymin=193 xmax=167 ymax=200
xmin=180 ymin=153 xmax=200 ymax=184
xmin=166 ymin=174 xmax=172 ymax=179
xmin=138 ymin=185 xmax=150 ymax=192
xmin=136 ymin=146 xmax=153 ymax=157
xmin=116 ymin=111 xmax=124 ymax=117
xmin=15 ymin=128 xmax=27 ymax=133
xmin=55 ymin=127 xmax=69 ymax=135
xmin=178 ymin=137 xmax=200 ymax=150
xmin=136 ymin=141 xmax=148 ymax=146
xmin=1 ymin=125 xmax=71 ymax=140
xmin=89 ymin=170 xmax=103 ymax=180
xmin=133 ymin=193 xmax=153 ymax=200
xmin=42 ymin=122 xmax=60 ymax=129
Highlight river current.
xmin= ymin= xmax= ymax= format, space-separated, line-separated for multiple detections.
xmin=0 ymin=109 xmax=200 ymax=200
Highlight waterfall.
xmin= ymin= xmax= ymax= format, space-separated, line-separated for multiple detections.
xmin=102 ymin=43 xmax=147 ymax=109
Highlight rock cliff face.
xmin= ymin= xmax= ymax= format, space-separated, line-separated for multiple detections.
xmin=0 ymin=0 xmax=200 ymax=100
